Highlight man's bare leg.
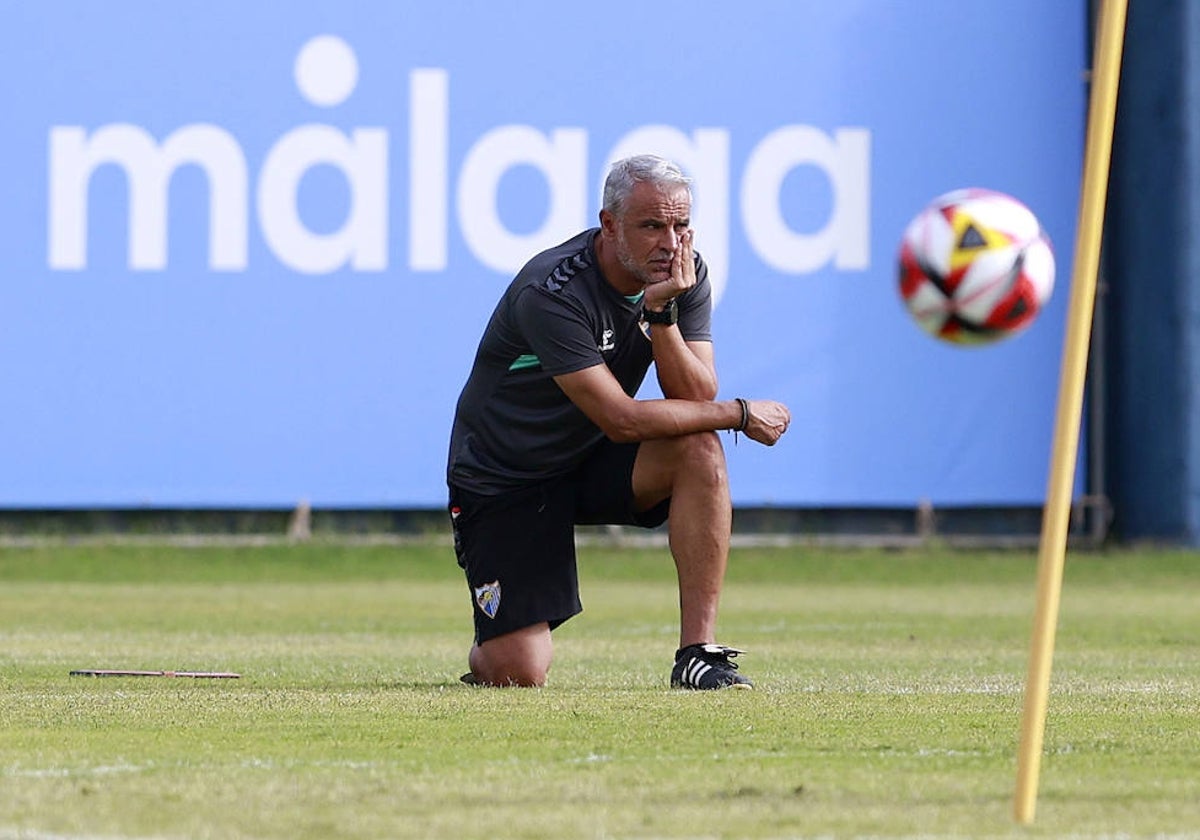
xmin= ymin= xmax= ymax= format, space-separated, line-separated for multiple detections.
xmin=632 ymin=431 xmax=731 ymax=647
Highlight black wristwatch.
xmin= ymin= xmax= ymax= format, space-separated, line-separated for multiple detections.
xmin=643 ymin=299 xmax=678 ymax=326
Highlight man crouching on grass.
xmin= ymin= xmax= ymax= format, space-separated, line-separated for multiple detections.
xmin=445 ymin=154 xmax=791 ymax=689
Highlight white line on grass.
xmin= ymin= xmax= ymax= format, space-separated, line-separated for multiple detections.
xmin=1 ymin=762 xmax=151 ymax=779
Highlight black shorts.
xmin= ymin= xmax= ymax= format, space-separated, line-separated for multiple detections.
xmin=448 ymin=440 xmax=671 ymax=644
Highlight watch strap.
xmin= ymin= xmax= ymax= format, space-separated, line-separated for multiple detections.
xmin=643 ymin=299 xmax=678 ymax=325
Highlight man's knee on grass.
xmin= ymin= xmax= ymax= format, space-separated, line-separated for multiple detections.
xmin=468 ymin=623 xmax=553 ymax=687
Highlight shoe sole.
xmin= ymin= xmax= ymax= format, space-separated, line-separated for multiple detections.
xmin=671 ymin=681 xmax=754 ymax=691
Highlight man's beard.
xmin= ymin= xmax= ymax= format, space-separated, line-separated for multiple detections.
xmin=615 ymin=228 xmax=655 ymax=287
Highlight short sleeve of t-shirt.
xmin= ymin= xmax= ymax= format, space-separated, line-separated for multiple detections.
xmin=510 ymin=286 xmax=603 ymax=377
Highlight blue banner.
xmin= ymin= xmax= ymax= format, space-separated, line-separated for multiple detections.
xmin=0 ymin=2 xmax=1086 ymax=507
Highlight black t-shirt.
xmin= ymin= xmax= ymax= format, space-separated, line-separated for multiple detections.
xmin=447 ymin=228 xmax=713 ymax=495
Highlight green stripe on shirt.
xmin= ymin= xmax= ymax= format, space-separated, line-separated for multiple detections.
xmin=508 ymin=354 xmax=541 ymax=371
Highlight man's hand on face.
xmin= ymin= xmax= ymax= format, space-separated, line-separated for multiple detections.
xmin=644 ymin=229 xmax=696 ymax=312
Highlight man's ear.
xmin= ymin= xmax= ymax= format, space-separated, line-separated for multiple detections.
xmin=598 ymin=208 xmax=616 ymax=235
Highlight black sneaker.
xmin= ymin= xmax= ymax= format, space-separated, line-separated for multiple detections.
xmin=670 ymin=644 xmax=753 ymax=690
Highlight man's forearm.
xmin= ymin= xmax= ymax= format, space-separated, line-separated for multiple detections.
xmin=650 ymin=327 xmax=717 ymax=400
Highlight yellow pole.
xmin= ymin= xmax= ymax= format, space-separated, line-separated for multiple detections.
xmin=1013 ymin=0 xmax=1128 ymax=825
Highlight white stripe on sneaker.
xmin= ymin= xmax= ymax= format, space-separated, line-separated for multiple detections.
xmin=685 ymin=659 xmax=711 ymax=686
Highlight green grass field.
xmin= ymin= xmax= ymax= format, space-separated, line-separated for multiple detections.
xmin=1 ymin=541 xmax=1198 ymax=839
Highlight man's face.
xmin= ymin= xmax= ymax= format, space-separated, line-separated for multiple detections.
xmin=606 ymin=181 xmax=692 ymax=287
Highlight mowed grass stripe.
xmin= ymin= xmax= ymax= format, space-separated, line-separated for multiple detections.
xmin=1 ymin=544 xmax=1198 ymax=839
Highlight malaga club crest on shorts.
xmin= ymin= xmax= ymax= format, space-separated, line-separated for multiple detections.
xmin=474 ymin=580 xmax=501 ymax=619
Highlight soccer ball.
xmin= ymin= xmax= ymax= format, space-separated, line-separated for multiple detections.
xmin=897 ymin=188 xmax=1055 ymax=345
